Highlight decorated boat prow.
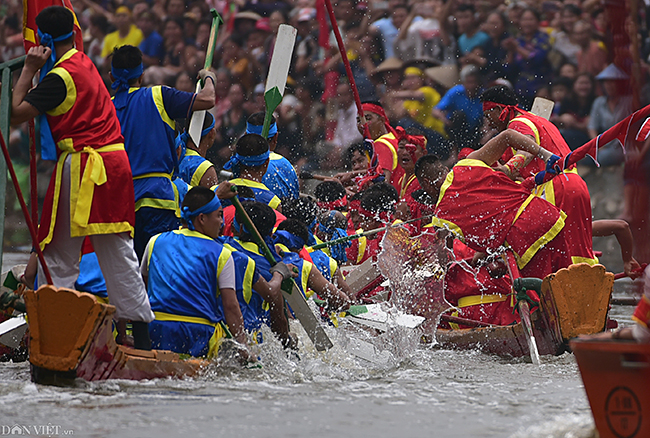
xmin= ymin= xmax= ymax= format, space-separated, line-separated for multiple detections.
xmin=24 ymin=285 xmax=207 ymax=385
xmin=570 ymin=338 xmax=650 ymax=438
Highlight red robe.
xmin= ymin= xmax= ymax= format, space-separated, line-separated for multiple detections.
xmin=374 ymin=132 xmax=404 ymax=192
xmin=504 ymin=111 xmax=596 ymax=265
xmin=433 ymin=158 xmax=571 ymax=279
xmin=38 ymin=49 xmax=134 ymax=250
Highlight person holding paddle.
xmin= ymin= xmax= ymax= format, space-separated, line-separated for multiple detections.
xmin=481 ymin=85 xmax=596 ymax=268
xmin=10 ymin=6 xmax=154 ymax=350
xmin=109 ymin=44 xmax=216 ymax=260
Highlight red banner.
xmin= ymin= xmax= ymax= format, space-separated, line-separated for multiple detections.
xmin=23 ymin=0 xmax=84 ymax=52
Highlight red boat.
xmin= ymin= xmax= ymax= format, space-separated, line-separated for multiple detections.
xmin=24 ymin=285 xmax=207 ymax=385
xmin=571 ymin=338 xmax=650 ymax=438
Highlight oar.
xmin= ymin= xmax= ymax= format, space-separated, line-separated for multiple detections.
xmin=230 ymin=189 xmax=333 ymax=351
xmin=262 ymin=24 xmax=297 ymax=138
xmin=310 ymin=215 xmax=434 ymax=251
xmin=0 ymin=315 xmax=27 ymax=349
xmin=299 ymin=171 xmax=330 ymax=181
xmin=187 ymin=9 xmax=222 ymax=147
xmin=505 ymin=252 xmax=541 ymax=365
xmin=613 ymin=263 xmax=647 ymax=280
xmin=530 ymin=97 xmax=554 ymax=120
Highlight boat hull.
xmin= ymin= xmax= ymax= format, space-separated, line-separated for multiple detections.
xmin=571 ymin=339 xmax=650 ymax=438
xmin=24 ymin=285 xmax=207 ymax=385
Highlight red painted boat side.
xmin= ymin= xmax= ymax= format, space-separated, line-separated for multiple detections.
xmin=570 ymin=339 xmax=650 ymax=438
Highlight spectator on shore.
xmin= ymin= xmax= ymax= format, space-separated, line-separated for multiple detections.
xmin=101 ymin=6 xmax=144 ymax=64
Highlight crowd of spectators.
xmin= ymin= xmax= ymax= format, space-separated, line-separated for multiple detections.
xmin=1 ymin=0 xmax=650 ymax=173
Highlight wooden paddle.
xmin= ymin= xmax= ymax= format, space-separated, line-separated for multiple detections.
xmin=262 ymin=24 xmax=297 ymax=138
xmin=310 ymin=215 xmax=434 ymax=251
xmin=505 ymin=252 xmax=541 ymax=365
xmin=530 ymin=97 xmax=555 ymax=120
xmin=188 ymin=9 xmax=222 ymax=147
xmin=230 ymin=189 xmax=333 ymax=351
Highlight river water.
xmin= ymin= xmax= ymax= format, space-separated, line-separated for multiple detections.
xmin=0 ymin=252 xmax=636 ymax=438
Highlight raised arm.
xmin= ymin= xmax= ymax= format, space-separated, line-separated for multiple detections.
xmin=592 ymin=219 xmax=642 ymax=278
xmin=467 ymin=128 xmax=553 ymax=166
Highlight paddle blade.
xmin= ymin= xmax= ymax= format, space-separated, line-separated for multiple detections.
xmin=281 ymin=281 xmax=333 ymax=351
xmin=265 ymin=24 xmax=297 ymax=96
xmin=530 ymin=97 xmax=554 ymax=120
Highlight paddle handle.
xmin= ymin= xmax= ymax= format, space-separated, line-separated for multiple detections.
xmin=230 ymin=194 xmax=278 ymax=267
xmin=203 ymin=10 xmax=223 ymax=75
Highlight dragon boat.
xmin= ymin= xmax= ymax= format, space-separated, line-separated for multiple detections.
xmin=571 ymin=338 xmax=650 ymax=438
xmin=374 ymin=227 xmax=615 ymax=358
xmin=24 ymin=285 xmax=206 ymax=385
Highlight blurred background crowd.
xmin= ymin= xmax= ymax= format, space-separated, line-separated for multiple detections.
xmin=1 ymin=0 xmax=648 ymax=176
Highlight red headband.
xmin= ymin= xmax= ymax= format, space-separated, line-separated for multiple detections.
xmin=358 ymin=205 xmax=392 ymax=224
xmin=482 ymin=101 xmax=519 ymax=122
xmin=362 ymin=103 xmax=397 ymax=136
xmin=317 ymin=195 xmax=348 ymax=211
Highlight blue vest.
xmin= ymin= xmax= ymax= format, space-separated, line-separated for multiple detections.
xmin=172 ymin=177 xmax=191 ymax=208
xmin=218 ymin=237 xmax=267 ymax=332
xmin=219 ymin=178 xmax=281 ymax=210
xmin=262 ymin=153 xmax=299 ymax=200
xmin=147 ymin=229 xmax=231 ymax=324
xmin=179 ymin=149 xmax=214 ymax=186
xmin=309 ymin=250 xmax=338 ymax=282
xmin=75 ymin=252 xmax=107 ymax=298
xmin=114 ymin=86 xmax=178 ymax=212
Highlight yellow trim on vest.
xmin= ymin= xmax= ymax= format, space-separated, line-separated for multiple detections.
xmin=242 ymin=257 xmax=255 ymax=304
xmin=154 ymin=311 xmax=216 ymax=327
xmin=192 ymin=160 xmax=213 ymax=186
xmin=532 ymin=168 xmax=576 ymax=206
xmin=270 ymin=152 xmax=284 ymax=161
xmin=300 ymin=260 xmax=312 ymax=298
xmin=146 ymin=234 xmax=161 ymax=271
xmin=458 ymin=293 xmax=508 ymax=308
xmin=151 ymin=85 xmax=175 ymax=131
xmin=510 ymin=210 xmax=566 ymax=269
xmin=375 ymin=133 xmax=398 ymax=170
xmin=329 ymin=257 xmax=338 ymax=279
xmin=229 ymin=178 xmax=281 ymax=210
xmin=571 ymin=256 xmax=598 ymax=265
xmin=133 ymin=172 xmax=172 ymax=180
xmin=54 ymin=48 xmax=78 ymax=66
xmin=510 ymin=117 xmax=540 ymax=144
xmin=47 ymin=67 xmax=76 ymax=116
xmin=513 ymin=193 xmax=536 ymax=224
xmin=135 ymin=198 xmax=179 ymax=213
xmin=429 ymin=217 xmax=465 ymax=241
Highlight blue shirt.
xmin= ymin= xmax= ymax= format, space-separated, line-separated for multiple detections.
xmin=114 ymin=85 xmax=194 ymax=211
xmin=262 ymin=152 xmax=299 ymax=200
xmin=458 ymin=31 xmax=490 ymax=55
xmin=435 ymin=85 xmax=484 ymax=130
xmin=179 ymin=149 xmax=214 ymax=186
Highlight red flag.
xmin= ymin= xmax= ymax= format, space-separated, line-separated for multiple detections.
xmin=23 ymin=0 xmax=84 ymax=52
xmin=568 ymin=104 xmax=650 ymax=166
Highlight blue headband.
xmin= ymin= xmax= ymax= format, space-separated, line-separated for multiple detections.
xmin=223 ymin=150 xmax=270 ymax=177
xmin=37 ymin=29 xmax=74 ymax=81
xmin=202 ymin=114 xmax=216 ymax=138
xmin=180 ymin=196 xmax=222 ymax=231
xmin=111 ymin=63 xmax=144 ymax=92
xmin=37 ymin=28 xmax=74 ymax=162
xmin=274 ymin=230 xmax=306 ymax=250
xmin=246 ymin=122 xmax=278 ymax=139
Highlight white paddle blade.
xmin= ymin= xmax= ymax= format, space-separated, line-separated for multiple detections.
xmin=265 ymin=24 xmax=297 ymax=96
xmin=530 ymin=97 xmax=555 ymax=120
xmin=188 ymin=82 xmax=205 ymax=148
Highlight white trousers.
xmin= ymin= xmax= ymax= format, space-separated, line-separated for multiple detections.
xmin=37 ymin=155 xmax=154 ymax=323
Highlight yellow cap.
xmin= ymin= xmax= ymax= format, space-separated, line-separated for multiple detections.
xmin=404 ymin=67 xmax=424 ymax=77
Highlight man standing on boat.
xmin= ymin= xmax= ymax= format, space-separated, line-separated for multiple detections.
xmin=481 ymin=85 xmax=597 ymax=266
xmin=9 ymin=6 xmax=154 ymax=349
xmin=109 ymin=45 xmax=216 ymax=260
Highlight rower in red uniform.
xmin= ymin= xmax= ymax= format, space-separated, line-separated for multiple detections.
xmin=427 ymin=129 xmax=573 ymax=280
xmin=357 ymin=102 xmax=405 ymax=192
xmin=10 ymin=6 xmax=154 ymax=349
xmin=395 ymin=127 xmax=430 ymax=233
xmin=481 ymin=85 xmax=596 ymax=266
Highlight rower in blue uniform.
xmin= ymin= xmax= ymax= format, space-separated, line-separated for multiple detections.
xmin=221 ymin=133 xmax=282 ymax=211
xmin=141 ymin=187 xmax=253 ymax=360
xmin=110 ymin=45 xmax=215 ymax=259
xmin=176 ymin=112 xmax=219 ymax=188
xmin=245 ymin=112 xmax=299 ymax=200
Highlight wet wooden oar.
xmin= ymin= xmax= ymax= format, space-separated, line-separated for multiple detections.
xmin=230 ymin=189 xmax=333 ymax=351
xmin=262 ymin=24 xmax=296 ymax=138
